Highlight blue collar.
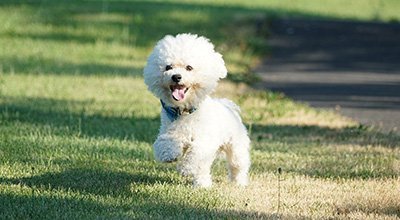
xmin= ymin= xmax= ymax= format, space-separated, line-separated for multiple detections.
xmin=160 ymin=100 xmax=196 ymax=121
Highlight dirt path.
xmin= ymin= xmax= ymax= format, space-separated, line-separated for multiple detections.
xmin=255 ymin=19 xmax=400 ymax=133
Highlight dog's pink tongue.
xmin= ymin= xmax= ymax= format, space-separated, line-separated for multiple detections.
xmin=172 ymin=88 xmax=185 ymax=101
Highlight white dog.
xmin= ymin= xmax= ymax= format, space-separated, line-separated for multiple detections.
xmin=143 ymin=33 xmax=250 ymax=187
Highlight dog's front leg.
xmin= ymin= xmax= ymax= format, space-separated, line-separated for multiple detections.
xmin=153 ymin=133 xmax=182 ymax=163
xmin=177 ymin=144 xmax=215 ymax=188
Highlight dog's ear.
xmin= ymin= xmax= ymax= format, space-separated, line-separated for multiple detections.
xmin=214 ymin=52 xmax=228 ymax=79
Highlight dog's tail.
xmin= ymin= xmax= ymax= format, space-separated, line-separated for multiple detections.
xmin=218 ymin=98 xmax=242 ymax=122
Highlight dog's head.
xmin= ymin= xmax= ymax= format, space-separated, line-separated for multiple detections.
xmin=144 ymin=33 xmax=227 ymax=109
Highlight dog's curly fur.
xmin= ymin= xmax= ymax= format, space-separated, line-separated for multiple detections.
xmin=144 ymin=33 xmax=251 ymax=187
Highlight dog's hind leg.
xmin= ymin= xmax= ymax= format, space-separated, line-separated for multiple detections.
xmin=225 ymin=137 xmax=250 ymax=186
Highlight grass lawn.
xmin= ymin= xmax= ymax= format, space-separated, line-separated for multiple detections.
xmin=1 ymin=0 xmax=399 ymax=219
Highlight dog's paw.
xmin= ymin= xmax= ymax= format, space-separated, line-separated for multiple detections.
xmin=153 ymin=136 xmax=182 ymax=163
xmin=232 ymin=172 xmax=249 ymax=187
xmin=193 ymin=175 xmax=212 ymax=188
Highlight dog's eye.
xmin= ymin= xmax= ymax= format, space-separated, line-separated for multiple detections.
xmin=186 ymin=65 xmax=193 ymax=71
xmin=165 ymin=65 xmax=173 ymax=71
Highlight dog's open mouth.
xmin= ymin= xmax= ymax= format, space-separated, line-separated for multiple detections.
xmin=170 ymin=84 xmax=189 ymax=101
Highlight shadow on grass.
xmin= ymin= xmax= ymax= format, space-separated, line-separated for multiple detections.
xmin=0 ymin=56 xmax=142 ymax=76
xmin=0 ymin=96 xmax=159 ymax=143
xmin=0 ymin=168 xmax=173 ymax=196
xmin=0 ymin=168 xmax=286 ymax=219
xmin=251 ymin=124 xmax=399 ymax=148
xmin=250 ymin=123 xmax=399 ymax=179
xmin=0 ymin=193 xmax=288 ymax=219
xmin=0 ymin=193 xmax=111 ymax=219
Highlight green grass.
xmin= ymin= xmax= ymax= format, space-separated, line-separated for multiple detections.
xmin=1 ymin=0 xmax=400 ymax=219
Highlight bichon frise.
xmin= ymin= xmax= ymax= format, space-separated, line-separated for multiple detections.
xmin=143 ymin=33 xmax=250 ymax=188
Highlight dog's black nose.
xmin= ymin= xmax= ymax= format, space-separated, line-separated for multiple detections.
xmin=171 ymin=74 xmax=182 ymax=83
